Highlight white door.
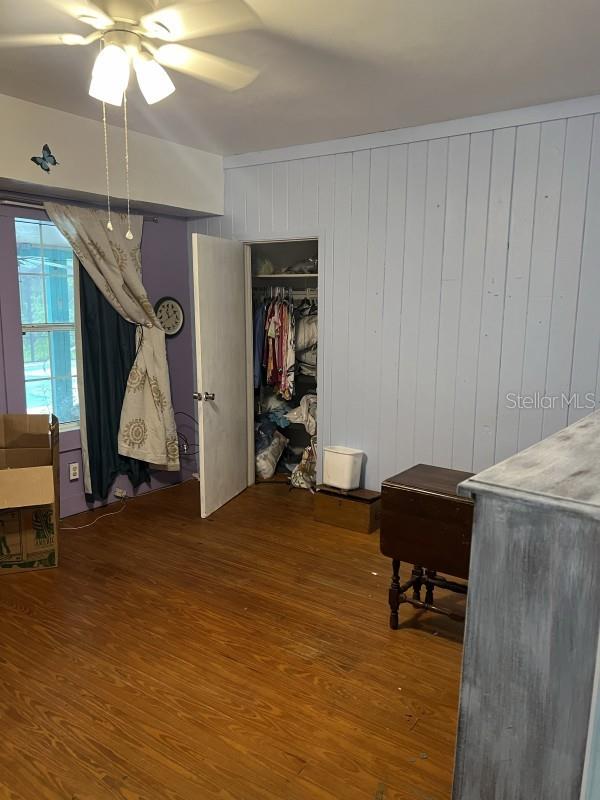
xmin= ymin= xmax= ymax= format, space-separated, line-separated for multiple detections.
xmin=191 ymin=234 xmax=248 ymax=517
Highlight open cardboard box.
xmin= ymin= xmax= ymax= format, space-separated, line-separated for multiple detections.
xmin=0 ymin=414 xmax=59 ymax=574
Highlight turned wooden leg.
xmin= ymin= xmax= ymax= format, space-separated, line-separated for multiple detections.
xmin=412 ymin=565 xmax=424 ymax=602
xmin=389 ymin=558 xmax=401 ymax=630
xmin=425 ymin=569 xmax=437 ymax=606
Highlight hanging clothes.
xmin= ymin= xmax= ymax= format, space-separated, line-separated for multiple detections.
xmin=254 ymin=295 xmax=296 ymax=399
xmin=253 ymin=301 xmax=266 ymax=389
xmin=295 ymin=300 xmax=318 ymax=378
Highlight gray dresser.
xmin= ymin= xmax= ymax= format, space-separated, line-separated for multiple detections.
xmin=453 ymin=410 xmax=600 ymax=800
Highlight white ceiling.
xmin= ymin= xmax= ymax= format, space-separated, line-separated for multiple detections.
xmin=0 ymin=0 xmax=599 ymax=156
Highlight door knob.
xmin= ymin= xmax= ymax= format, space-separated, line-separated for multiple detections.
xmin=193 ymin=392 xmax=215 ymax=401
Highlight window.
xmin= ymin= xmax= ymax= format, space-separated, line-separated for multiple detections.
xmin=15 ymin=218 xmax=80 ymax=426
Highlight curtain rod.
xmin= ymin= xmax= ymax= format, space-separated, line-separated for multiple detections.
xmin=0 ymin=198 xmax=159 ymax=223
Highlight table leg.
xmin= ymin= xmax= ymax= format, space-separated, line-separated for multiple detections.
xmin=425 ymin=569 xmax=437 ymax=605
xmin=412 ymin=565 xmax=424 ymax=601
xmin=389 ymin=559 xmax=401 ymax=630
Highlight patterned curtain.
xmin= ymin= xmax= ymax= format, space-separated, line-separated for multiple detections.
xmin=45 ymin=203 xmax=179 ymax=471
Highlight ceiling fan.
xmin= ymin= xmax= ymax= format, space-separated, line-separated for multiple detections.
xmin=0 ymin=0 xmax=261 ymax=105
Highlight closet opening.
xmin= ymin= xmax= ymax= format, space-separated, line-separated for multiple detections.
xmin=246 ymin=238 xmax=319 ymax=489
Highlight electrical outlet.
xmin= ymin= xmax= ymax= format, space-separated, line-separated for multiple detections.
xmin=114 ymin=488 xmax=127 ymax=499
xmin=69 ymin=462 xmax=79 ymax=481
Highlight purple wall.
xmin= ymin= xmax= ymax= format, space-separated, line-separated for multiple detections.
xmin=0 ymin=203 xmax=198 ymax=517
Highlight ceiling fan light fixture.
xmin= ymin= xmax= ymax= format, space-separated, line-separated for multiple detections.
xmin=134 ymin=53 xmax=175 ymax=104
xmin=89 ymin=43 xmax=130 ymax=106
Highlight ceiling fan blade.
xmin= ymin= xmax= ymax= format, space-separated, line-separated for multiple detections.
xmin=140 ymin=0 xmax=259 ymax=42
xmin=46 ymin=1 xmax=114 ymax=29
xmin=153 ymin=43 xmax=258 ymax=90
xmin=0 ymin=32 xmax=99 ymax=47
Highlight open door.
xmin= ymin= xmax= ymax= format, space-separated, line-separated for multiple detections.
xmin=191 ymin=234 xmax=248 ymax=517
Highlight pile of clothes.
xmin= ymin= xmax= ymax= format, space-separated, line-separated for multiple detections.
xmin=255 ymin=255 xmax=318 ymax=276
xmin=254 ymin=391 xmax=318 ymax=485
xmin=253 ymin=297 xmax=295 ymax=400
xmin=286 ymin=394 xmax=317 ymax=436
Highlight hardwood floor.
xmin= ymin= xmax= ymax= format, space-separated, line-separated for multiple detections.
xmin=0 ymin=481 xmax=464 ymax=800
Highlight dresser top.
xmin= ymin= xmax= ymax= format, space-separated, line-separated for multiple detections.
xmin=459 ymin=409 xmax=600 ymax=512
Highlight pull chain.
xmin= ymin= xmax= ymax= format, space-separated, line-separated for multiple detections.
xmin=101 ymin=99 xmax=113 ymax=232
xmin=123 ymin=90 xmax=133 ymax=240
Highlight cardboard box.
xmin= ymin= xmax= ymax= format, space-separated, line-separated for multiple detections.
xmin=0 ymin=414 xmax=59 ymax=574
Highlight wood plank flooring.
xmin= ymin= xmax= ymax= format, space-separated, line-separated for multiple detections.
xmin=0 ymin=481 xmax=464 ymax=800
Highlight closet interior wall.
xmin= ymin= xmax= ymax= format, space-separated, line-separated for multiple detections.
xmin=247 ymin=239 xmax=318 ymax=484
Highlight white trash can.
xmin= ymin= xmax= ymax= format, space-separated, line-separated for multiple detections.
xmin=323 ymin=446 xmax=364 ymax=491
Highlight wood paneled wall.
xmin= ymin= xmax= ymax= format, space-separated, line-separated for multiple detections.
xmin=191 ymin=107 xmax=600 ymax=490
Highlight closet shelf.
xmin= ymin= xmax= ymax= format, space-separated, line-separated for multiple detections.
xmin=253 ymin=273 xmax=318 ymax=279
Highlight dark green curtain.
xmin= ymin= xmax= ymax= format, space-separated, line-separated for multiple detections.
xmin=79 ymin=264 xmax=150 ymax=501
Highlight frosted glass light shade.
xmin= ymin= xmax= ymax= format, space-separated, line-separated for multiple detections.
xmin=134 ymin=54 xmax=175 ymax=104
xmin=89 ymin=44 xmax=130 ymax=106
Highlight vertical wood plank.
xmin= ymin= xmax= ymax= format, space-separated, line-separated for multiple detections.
xmin=221 ymin=169 xmax=234 ymax=238
xmin=542 ymin=115 xmax=594 ymax=437
xmin=329 ymin=153 xmax=353 ymax=444
xmin=379 ymin=144 xmax=408 ymax=481
xmin=472 ymin=126 xmax=516 ymax=472
xmin=571 ymin=116 xmax=600 ymax=424
xmin=517 ymin=119 xmax=567 ymax=451
xmin=452 ymin=131 xmax=493 ymax=470
xmin=229 ymin=168 xmax=249 ymax=238
xmin=257 ymin=164 xmax=274 ymax=235
xmin=345 ymin=150 xmax=371 ymax=449
xmin=414 ymin=137 xmax=449 ymax=463
xmin=302 ymin=158 xmax=320 ymax=232
xmin=317 ymin=155 xmax=336 ymax=452
xmin=272 ymin=162 xmax=288 ymax=232
xmin=396 ymin=140 xmax=428 ymax=468
xmin=433 ymin=134 xmax=470 ymax=467
xmin=243 ymin=166 xmax=259 ymax=233
xmin=362 ymin=147 xmax=389 ymax=488
xmin=206 ymin=216 xmax=222 ymax=237
xmin=494 ymin=123 xmax=541 ymax=463
xmin=288 ymin=161 xmax=303 ymax=230
xmin=189 ymin=218 xmax=208 ymax=235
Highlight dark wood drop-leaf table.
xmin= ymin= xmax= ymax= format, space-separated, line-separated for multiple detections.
xmin=380 ymin=464 xmax=474 ymax=629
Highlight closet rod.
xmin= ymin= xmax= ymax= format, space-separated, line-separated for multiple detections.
xmin=0 ymin=198 xmax=159 ymax=223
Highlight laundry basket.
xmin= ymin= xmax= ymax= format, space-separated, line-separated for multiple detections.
xmin=323 ymin=446 xmax=364 ymax=491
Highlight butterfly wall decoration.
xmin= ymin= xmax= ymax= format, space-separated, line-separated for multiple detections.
xmin=31 ymin=144 xmax=59 ymax=173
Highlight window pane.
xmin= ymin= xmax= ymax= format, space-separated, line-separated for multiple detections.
xmin=49 ymin=329 xmax=74 ymax=379
xmin=45 ymin=274 xmax=72 ymax=323
xmin=22 ymin=331 xmax=79 ymax=423
xmin=44 ymin=248 xmax=73 ymax=276
xmin=15 ymin=219 xmax=41 ymax=246
xmin=53 ymin=376 xmax=79 ymax=424
xmin=17 ymin=253 xmax=43 ymax=274
xmin=16 ymin=219 xmax=79 ymax=426
xmin=68 ymin=276 xmax=75 ymax=322
xmin=50 ymin=330 xmax=79 ymax=423
xmin=23 ymin=331 xmax=51 ymax=381
xmin=41 ymin=222 xmax=70 ymax=249
xmin=18 ymin=274 xmax=46 ymax=323
xmin=24 ymin=379 xmax=53 ymax=416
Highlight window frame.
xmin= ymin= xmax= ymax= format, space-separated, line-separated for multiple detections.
xmin=15 ymin=215 xmax=81 ymax=431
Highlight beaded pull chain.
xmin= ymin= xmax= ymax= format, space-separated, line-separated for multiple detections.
xmin=101 ymin=99 xmax=113 ymax=232
xmin=123 ymin=91 xmax=133 ymax=240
